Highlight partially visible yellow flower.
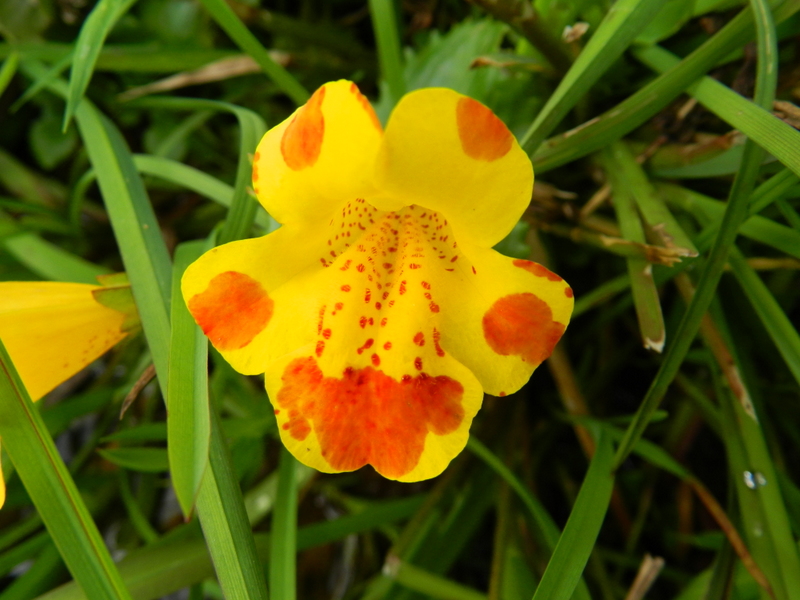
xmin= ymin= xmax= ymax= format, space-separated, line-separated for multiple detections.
xmin=182 ymin=81 xmax=573 ymax=482
xmin=0 ymin=275 xmax=138 ymax=507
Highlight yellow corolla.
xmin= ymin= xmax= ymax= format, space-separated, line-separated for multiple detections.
xmin=182 ymin=81 xmax=573 ymax=482
xmin=0 ymin=277 xmax=137 ymax=506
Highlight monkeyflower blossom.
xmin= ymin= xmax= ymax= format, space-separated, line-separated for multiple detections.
xmin=0 ymin=276 xmax=138 ymax=506
xmin=182 ymin=81 xmax=573 ymax=482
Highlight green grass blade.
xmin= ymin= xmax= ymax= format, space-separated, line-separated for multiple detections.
xmin=168 ymin=241 xmax=211 ymax=517
xmin=0 ymin=51 xmax=18 ymax=98
xmin=635 ymin=46 xmax=800 ymax=177
xmin=3 ymin=232 xmax=111 ymax=283
xmin=62 ymin=0 xmax=137 ymax=130
xmin=727 ymin=247 xmax=800 ymax=386
xmin=532 ymin=432 xmax=614 ymax=600
xmin=603 ymin=143 xmax=667 ymax=351
xmin=195 ymin=414 xmax=269 ymax=600
xmin=0 ymin=341 xmax=133 ymax=600
xmin=196 ymin=0 xmax=308 ymax=105
xmin=131 ymin=97 xmax=267 ymax=242
xmin=269 ymin=448 xmax=299 ymax=600
xmin=612 ymin=0 xmax=779 ymax=469
xmin=368 ymin=0 xmax=405 ymax=108
xmin=385 ymin=560 xmax=487 ymax=600
xmin=520 ymin=0 xmax=670 ymax=152
xmin=530 ymin=0 xmax=800 ymax=172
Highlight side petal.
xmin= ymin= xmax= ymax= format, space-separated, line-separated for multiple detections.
xmin=253 ymin=80 xmax=384 ymax=225
xmin=437 ymin=244 xmax=574 ymax=396
xmin=0 ymin=282 xmax=128 ymax=401
xmin=374 ymin=88 xmax=533 ymax=247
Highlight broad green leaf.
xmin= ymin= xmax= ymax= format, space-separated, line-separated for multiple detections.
xmin=369 ymin=0 xmax=405 ymax=109
xmin=96 ymin=448 xmax=170 ymax=473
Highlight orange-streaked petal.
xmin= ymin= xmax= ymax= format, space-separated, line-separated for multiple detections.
xmin=252 ymin=80 xmax=383 ymax=225
xmin=436 ymin=244 xmax=573 ymax=396
xmin=374 ymin=88 xmax=533 ymax=247
xmin=0 ymin=282 xmax=128 ymax=401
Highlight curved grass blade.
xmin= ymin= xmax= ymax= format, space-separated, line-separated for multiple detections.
xmin=532 ymin=431 xmax=614 ymax=600
xmin=168 ymin=241 xmax=211 ymax=518
xmin=0 ymin=51 xmax=18 ymax=98
xmin=131 ymin=97 xmax=267 ymax=243
xmin=520 ymin=0 xmax=670 ymax=152
xmin=0 ymin=341 xmax=133 ymax=600
xmin=269 ymin=449 xmax=299 ymax=600
xmin=196 ymin=0 xmax=308 ymax=105
xmin=62 ymin=0 xmax=138 ymax=130
xmin=3 ymin=232 xmax=111 ymax=283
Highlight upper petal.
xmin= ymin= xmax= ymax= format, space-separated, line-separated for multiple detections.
xmin=253 ymin=80 xmax=384 ymax=225
xmin=374 ymin=88 xmax=533 ymax=248
xmin=0 ymin=282 xmax=129 ymax=400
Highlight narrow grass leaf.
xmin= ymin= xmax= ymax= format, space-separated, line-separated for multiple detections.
xmin=96 ymin=448 xmax=170 ymax=473
xmin=0 ymin=51 xmax=18 ymax=98
xmin=368 ymin=0 xmax=405 ymax=107
xmin=194 ymin=414 xmax=269 ymax=600
xmin=603 ymin=143 xmax=666 ymax=352
xmin=0 ymin=341 xmax=132 ymax=600
xmin=168 ymin=241 xmax=211 ymax=517
xmin=63 ymin=0 xmax=137 ymax=130
xmin=131 ymin=97 xmax=267 ymax=242
xmin=196 ymin=0 xmax=308 ymax=105
xmin=3 ymin=232 xmax=110 ymax=283
xmin=270 ymin=449 xmax=299 ymax=600
xmin=386 ymin=560 xmax=487 ymax=600
xmin=532 ymin=431 xmax=615 ymax=600
xmin=520 ymin=0 xmax=670 ymax=152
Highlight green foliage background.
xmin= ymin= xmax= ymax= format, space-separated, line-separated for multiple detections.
xmin=1 ymin=0 xmax=800 ymax=599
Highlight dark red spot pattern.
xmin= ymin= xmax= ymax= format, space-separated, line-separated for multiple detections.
xmin=188 ymin=271 xmax=273 ymax=351
xmin=276 ymin=357 xmax=464 ymax=478
xmin=482 ymin=293 xmax=565 ymax=366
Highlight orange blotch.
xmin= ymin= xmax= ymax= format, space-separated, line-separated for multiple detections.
xmin=384 ymin=341 xmax=392 ymax=350
xmin=371 ymin=353 xmax=381 ymax=366
xmin=276 ymin=357 xmax=464 ymax=478
xmin=513 ymin=259 xmax=563 ymax=282
xmin=482 ymin=293 xmax=565 ymax=366
xmin=281 ymin=86 xmax=325 ymax=170
xmin=456 ymin=97 xmax=512 ymax=162
xmin=413 ymin=332 xmax=425 ymax=346
xmin=350 ymin=82 xmax=383 ymax=131
xmin=252 ymin=162 xmax=259 ymax=182
xmin=188 ymin=271 xmax=273 ymax=351
xmin=565 ymin=287 xmax=574 ymax=298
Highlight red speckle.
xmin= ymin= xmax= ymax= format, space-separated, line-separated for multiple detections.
xmin=340 ymin=260 xmax=352 ymax=271
xmin=341 ymin=285 xmax=351 ymax=292
xmin=513 ymin=259 xmax=563 ymax=282
xmin=472 ymin=266 xmax=477 ymax=275
xmin=383 ymin=263 xmax=392 ymax=270
xmin=421 ymin=281 xmax=431 ymax=290
xmin=482 ymin=293 xmax=565 ymax=366
xmin=409 ymin=264 xmax=421 ymax=270
xmin=375 ymin=302 xmax=382 ymax=310
xmin=450 ymin=256 xmax=458 ymax=263
xmin=315 ymin=340 xmax=325 ymax=357
xmin=357 ymin=338 xmax=374 ymax=354
xmin=322 ymin=328 xmax=332 ymax=339
xmin=399 ymin=281 xmax=407 ymax=295
xmin=275 ymin=357 xmax=464 ymax=478
xmin=433 ymin=328 xmax=445 ymax=357
xmin=499 ymin=392 xmax=507 ymax=397
xmin=281 ymin=86 xmax=325 ymax=170
xmin=335 ymin=302 xmax=344 ymax=311
xmin=429 ymin=302 xmax=440 ymax=313
xmin=357 ymin=264 xmax=366 ymax=273
xmin=413 ymin=332 xmax=425 ymax=346
xmin=384 ymin=341 xmax=392 ymax=350
xmin=359 ymin=316 xmax=368 ymax=329
xmin=317 ymin=305 xmax=326 ymax=334
xmin=188 ymin=271 xmax=273 ymax=351
xmin=380 ymin=318 xmax=388 ymax=327
xmin=371 ymin=353 xmax=381 ymax=366
xmin=565 ymin=287 xmax=574 ymax=298
xmin=274 ymin=409 xmax=280 ymax=414
xmin=414 ymin=357 xmax=423 ymax=371
xmin=365 ymin=289 xmax=371 ymax=303
xmin=382 ymin=291 xmax=389 ymax=300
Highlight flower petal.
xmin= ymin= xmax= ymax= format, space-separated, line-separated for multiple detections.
xmin=436 ymin=243 xmax=574 ymax=396
xmin=374 ymin=88 xmax=533 ymax=247
xmin=252 ymin=80 xmax=384 ymax=225
xmin=0 ymin=282 xmax=128 ymax=401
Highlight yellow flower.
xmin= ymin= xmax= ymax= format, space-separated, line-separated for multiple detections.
xmin=182 ymin=81 xmax=573 ymax=482
xmin=0 ymin=276 xmax=137 ymax=507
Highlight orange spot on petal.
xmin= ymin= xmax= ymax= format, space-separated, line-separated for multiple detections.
xmin=281 ymin=86 xmax=325 ymax=170
xmin=456 ymin=97 xmax=512 ymax=161
xmin=188 ymin=271 xmax=273 ymax=351
xmin=513 ymin=259 xmax=563 ymax=282
xmin=350 ymin=82 xmax=382 ymax=132
xmin=482 ymin=293 xmax=565 ymax=366
xmin=276 ymin=357 xmax=464 ymax=478
xmin=413 ymin=332 xmax=425 ymax=346
xmin=565 ymin=287 xmax=574 ymax=298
